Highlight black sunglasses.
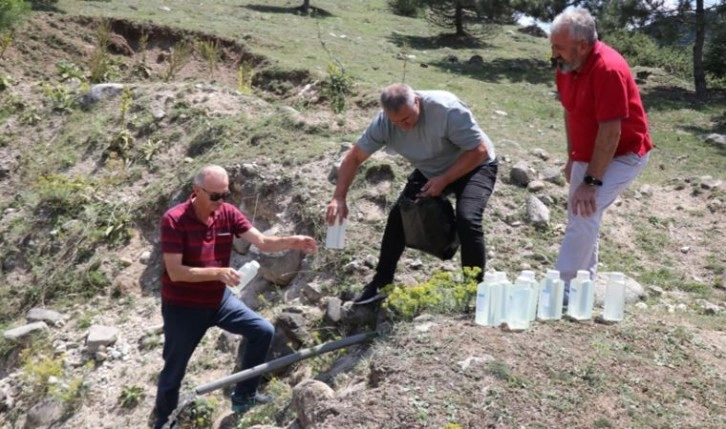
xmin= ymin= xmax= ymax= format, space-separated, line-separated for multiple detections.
xmin=199 ymin=187 xmax=231 ymax=202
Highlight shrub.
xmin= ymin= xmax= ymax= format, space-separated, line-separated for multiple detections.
xmin=604 ymin=30 xmax=691 ymax=79
xmin=0 ymin=0 xmax=29 ymax=32
xmin=383 ymin=267 xmax=480 ymax=321
xmin=388 ymin=0 xmax=424 ymax=17
xmin=322 ymin=62 xmax=353 ymax=114
xmin=704 ymin=24 xmax=726 ymax=79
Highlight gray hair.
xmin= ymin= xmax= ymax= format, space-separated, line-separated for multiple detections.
xmin=193 ymin=165 xmax=227 ymax=186
xmin=380 ymin=83 xmax=416 ymax=113
xmin=551 ymin=8 xmax=598 ymax=45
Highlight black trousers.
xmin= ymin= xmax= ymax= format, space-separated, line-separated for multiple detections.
xmin=372 ymin=161 xmax=498 ymax=285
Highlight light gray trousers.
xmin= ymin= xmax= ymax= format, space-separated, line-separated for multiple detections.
xmin=555 ymin=152 xmax=650 ymax=287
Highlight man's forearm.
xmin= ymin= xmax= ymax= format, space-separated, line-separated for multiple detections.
xmin=441 ymin=143 xmax=489 ymax=185
xmin=333 ymin=155 xmax=358 ymax=200
xmin=587 ymin=120 xmax=621 ymax=179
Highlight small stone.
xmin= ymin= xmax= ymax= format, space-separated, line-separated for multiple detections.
xmin=634 ymin=302 xmax=648 ymax=310
xmin=648 ymin=285 xmax=665 ymax=297
xmin=139 ymin=251 xmax=151 ymax=264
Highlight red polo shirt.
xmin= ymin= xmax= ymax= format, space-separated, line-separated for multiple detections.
xmin=556 ymin=40 xmax=653 ymax=162
xmin=160 ymin=197 xmax=252 ymax=308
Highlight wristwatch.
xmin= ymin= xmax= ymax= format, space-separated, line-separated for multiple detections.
xmin=583 ymin=175 xmax=603 ymax=187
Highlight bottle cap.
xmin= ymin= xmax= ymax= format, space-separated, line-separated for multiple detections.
xmin=576 ymin=270 xmax=590 ymax=280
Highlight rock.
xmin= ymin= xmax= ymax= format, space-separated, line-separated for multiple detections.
xmin=527 ymin=180 xmax=546 ymax=192
xmin=217 ymin=331 xmax=241 ymax=354
xmin=24 ymin=398 xmax=64 ymax=429
xmin=151 ymin=108 xmax=166 ymax=120
xmin=704 ymin=133 xmax=726 ymax=147
xmin=518 ymin=24 xmax=547 ymax=38
xmin=138 ymin=250 xmax=152 ymax=264
xmin=648 ymin=285 xmax=665 ymax=297
xmin=639 ymin=184 xmax=654 ymax=196
xmin=510 ymin=161 xmax=533 ymax=187
xmin=467 ymin=55 xmax=484 ymax=65
xmin=325 ymin=298 xmax=342 ymax=323
xmin=445 ymin=54 xmax=459 ymax=63
xmin=291 ymin=379 xmax=336 ymax=428
xmin=77 ymin=83 xmax=124 ymax=108
xmin=699 ymin=176 xmax=722 ymax=190
xmin=4 ymin=322 xmax=49 ymax=341
xmin=634 ymin=302 xmax=648 ymax=310
xmin=302 ymin=282 xmax=323 ymax=302
xmin=530 ymin=148 xmax=550 ymax=160
xmin=276 ymin=312 xmax=310 ymax=348
xmin=26 ymin=308 xmax=63 ymax=327
xmin=540 ymin=167 xmax=565 ymax=186
xmin=86 ymin=325 xmax=119 ymax=353
xmin=108 ymin=33 xmax=134 ymax=56
xmin=251 ymin=234 xmax=305 ymax=286
xmin=697 ymin=300 xmax=721 ymax=315
xmin=457 ymin=355 xmax=494 ymax=371
xmin=526 ymin=195 xmax=550 ymax=227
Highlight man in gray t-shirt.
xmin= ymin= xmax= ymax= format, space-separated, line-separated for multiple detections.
xmin=325 ymin=83 xmax=498 ymax=304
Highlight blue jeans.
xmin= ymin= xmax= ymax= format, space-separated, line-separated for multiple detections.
xmin=372 ymin=161 xmax=498 ymax=285
xmin=154 ymin=288 xmax=274 ymax=429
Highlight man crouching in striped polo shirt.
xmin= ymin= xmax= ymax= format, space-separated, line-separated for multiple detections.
xmin=153 ymin=165 xmax=317 ymax=429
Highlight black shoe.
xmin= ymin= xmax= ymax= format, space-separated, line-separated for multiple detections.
xmin=353 ymin=282 xmax=387 ymax=305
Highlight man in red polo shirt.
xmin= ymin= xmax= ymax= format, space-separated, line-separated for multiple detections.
xmin=550 ymin=8 xmax=652 ymax=296
xmin=154 ymin=165 xmax=317 ymax=429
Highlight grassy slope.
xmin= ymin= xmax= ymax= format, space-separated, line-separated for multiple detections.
xmin=0 ymin=0 xmax=723 ymax=428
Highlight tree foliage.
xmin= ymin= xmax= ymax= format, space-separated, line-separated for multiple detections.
xmin=0 ymin=0 xmax=29 ymax=32
xmin=423 ymin=0 xmax=517 ymax=36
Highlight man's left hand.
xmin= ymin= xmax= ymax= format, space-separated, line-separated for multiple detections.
xmin=419 ymin=176 xmax=447 ymax=198
xmin=294 ymin=236 xmax=318 ymax=253
xmin=571 ymin=184 xmax=598 ymax=217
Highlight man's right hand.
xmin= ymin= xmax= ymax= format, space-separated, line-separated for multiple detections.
xmin=326 ymin=197 xmax=348 ymax=225
xmin=218 ymin=267 xmax=241 ymax=286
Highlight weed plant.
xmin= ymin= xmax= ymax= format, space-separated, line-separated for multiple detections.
xmin=89 ymin=19 xmax=112 ymax=83
xmin=119 ymin=85 xmax=133 ymax=121
xmin=322 ymin=62 xmax=353 ymax=114
xmin=195 ymin=39 xmax=221 ymax=75
xmin=383 ymin=267 xmax=480 ymax=321
xmin=163 ymin=40 xmax=193 ymax=82
xmin=118 ymin=384 xmax=145 ymax=409
xmin=0 ymin=32 xmax=12 ymax=58
xmin=237 ymin=61 xmax=254 ymax=94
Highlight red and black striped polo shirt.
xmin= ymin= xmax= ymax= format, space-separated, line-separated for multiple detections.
xmin=160 ymin=197 xmax=252 ymax=308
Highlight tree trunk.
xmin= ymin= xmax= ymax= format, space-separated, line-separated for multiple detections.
xmin=301 ymin=0 xmax=310 ymax=15
xmin=693 ymin=0 xmax=707 ymax=99
xmin=455 ymin=4 xmax=465 ymax=36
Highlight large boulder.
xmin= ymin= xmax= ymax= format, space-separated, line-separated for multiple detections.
xmin=291 ymin=379 xmax=337 ymax=429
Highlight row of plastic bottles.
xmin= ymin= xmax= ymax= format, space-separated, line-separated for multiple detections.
xmin=475 ymin=269 xmax=626 ymax=330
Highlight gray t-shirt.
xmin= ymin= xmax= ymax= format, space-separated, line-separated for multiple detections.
xmin=356 ymin=90 xmax=496 ymax=178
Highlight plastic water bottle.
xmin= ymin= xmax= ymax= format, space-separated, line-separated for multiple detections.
xmin=325 ymin=216 xmax=347 ymax=249
xmin=493 ymin=271 xmax=510 ymax=326
xmin=537 ymin=269 xmax=564 ymax=320
xmin=567 ymin=270 xmax=594 ymax=320
xmin=505 ymin=274 xmax=532 ymax=331
xmin=475 ymin=272 xmax=498 ymax=326
xmin=229 ymin=260 xmax=260 ymax=295
xmin=519 ymin=270 xmax=539 ymax=322
xmin=603 ymin=272 xmax=626 ymax=322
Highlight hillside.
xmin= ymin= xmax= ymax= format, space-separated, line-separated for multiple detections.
xmin=0 ymin=1 xmax=724 ymax=429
